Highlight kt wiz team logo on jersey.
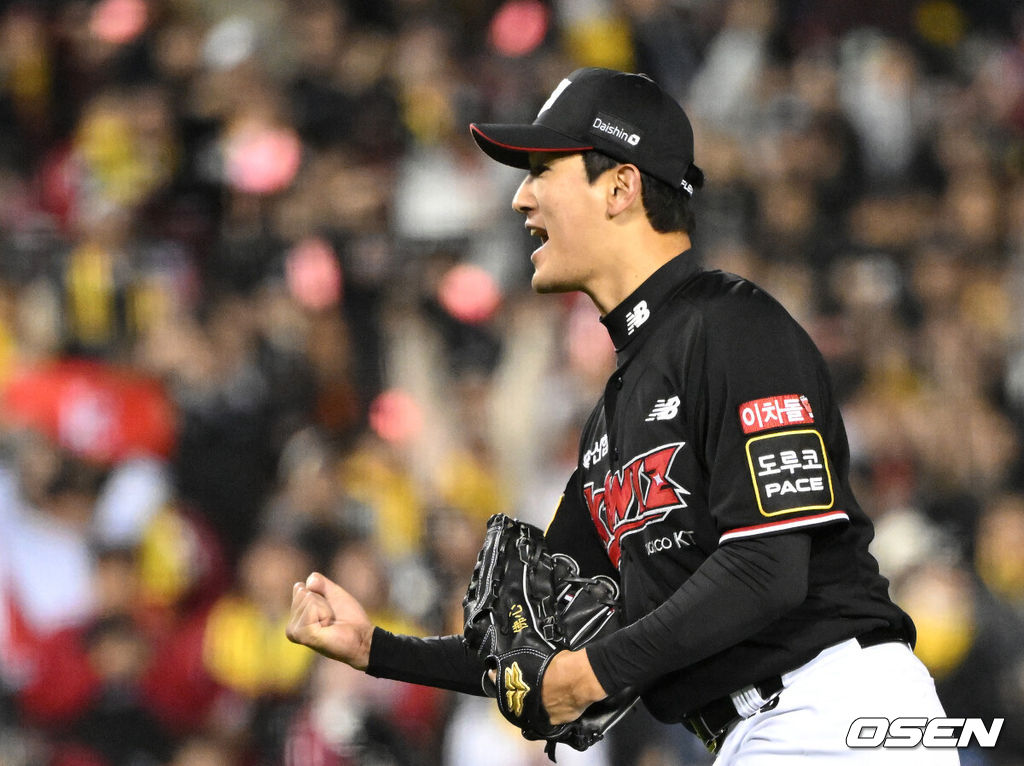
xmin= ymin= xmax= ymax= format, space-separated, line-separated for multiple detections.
xmin=582 ymin=443 xmax=689 ymax=567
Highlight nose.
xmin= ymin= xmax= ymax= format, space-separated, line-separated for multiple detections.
xmin=512 ymin=175 xmax=534 ymax=215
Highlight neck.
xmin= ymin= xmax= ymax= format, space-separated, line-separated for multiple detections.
xmin=586 ymin=231 xmax=692 ymax=315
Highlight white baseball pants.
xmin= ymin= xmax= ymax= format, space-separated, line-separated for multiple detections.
xmin=714 ymin=638 xmax=961 ymax=764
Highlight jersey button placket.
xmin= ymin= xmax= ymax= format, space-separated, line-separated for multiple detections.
xmin=605 ymin=369 xmax=625 ymax=467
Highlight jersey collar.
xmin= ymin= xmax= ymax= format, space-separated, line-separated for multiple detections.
xmin=600 ymin=251 xmax=700 ymax=352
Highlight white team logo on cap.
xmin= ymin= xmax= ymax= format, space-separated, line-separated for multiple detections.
xmin=537 ymin=78 xmax=573 ymax=117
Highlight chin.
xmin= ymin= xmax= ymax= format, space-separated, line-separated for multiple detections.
xmin=531 ymin=272 xmax=550 ymax=292
xmin=531 ymin=274 xmax=576 ymax=294
xmin=530 ymin=266 xmax=548 ymax=292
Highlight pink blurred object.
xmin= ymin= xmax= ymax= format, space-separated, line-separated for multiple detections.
xmin=437 ymin=263 xmax=502 ymax=324
xmin=224 ymin=125 xmax=302 ymax=194
xmin=3 ymin=358 xmax=176 ymax=465
xmin=488 ymin=0 xmax=549 ymax=57
xmin=368 ymin=389 xmax=423 ymax=445
xmin=565 ymin=293 xmax=615 ymax=377
xmin=286 ymin=237 xmax=343 ymax=310
xmin=90 ymin=0 xmax=149 ymax=45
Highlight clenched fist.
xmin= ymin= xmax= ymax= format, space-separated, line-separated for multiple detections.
xmin=286 ymin=572 xmax=374 ymax=670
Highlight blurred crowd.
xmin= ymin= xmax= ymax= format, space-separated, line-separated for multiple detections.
xmin=1 ymin=0 xmax=1024 ymax=764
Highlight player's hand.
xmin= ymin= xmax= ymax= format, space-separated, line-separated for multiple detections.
xmin=286 ymin=572 xmax=374 ymax=670
xmin=541 ymin=649 xmax=608 ymax=725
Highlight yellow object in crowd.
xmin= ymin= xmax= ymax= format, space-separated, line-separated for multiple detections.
xmin=67 ymin=244 xmax=116 ymax=346
xmin=437 ymin=448 xmax=510 ymax=523
xmin=563 ymin=16 xmax=634 ymax=72
xmin=202 ymin=595 xmax=315 ymax=697
xmin=137 ymin=507 xmax=193 ymax=609
xmin=910 ymin=612 xmax=975 ymax=681
xmin=341 ymin=446 xmax=424 ymax=559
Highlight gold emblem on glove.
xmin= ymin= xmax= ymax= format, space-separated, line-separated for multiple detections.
xmin=504 ymin=662 xmax=530 ymax=717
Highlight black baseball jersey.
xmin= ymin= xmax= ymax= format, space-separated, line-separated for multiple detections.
xmin=364 ymin=250 xmax=914 ymax=725
xmin=544 ymin=252 xmax=914 ymax=721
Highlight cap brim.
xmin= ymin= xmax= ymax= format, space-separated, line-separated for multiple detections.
xmin=470 ymin=123 xmax=594 ymax=169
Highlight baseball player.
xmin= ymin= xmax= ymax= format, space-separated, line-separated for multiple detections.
xmin=289 ymin=68 xmax=958 ymax=763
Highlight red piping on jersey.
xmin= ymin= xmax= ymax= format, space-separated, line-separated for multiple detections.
xmin=470 ymin=124 xmax=594 ymax=154
xmin=718 ymin=510 xmax=849 ymax=544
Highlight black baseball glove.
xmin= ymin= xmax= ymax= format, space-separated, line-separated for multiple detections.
xmin=463 ymin=513 xmax=639 ymax=761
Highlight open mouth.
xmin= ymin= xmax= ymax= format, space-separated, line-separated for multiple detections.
xmin=528 ymin=226 xmax=549 ymax=245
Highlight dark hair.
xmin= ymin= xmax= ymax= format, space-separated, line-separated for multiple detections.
xmin=582 ymin=150 xmax=696 ymax=235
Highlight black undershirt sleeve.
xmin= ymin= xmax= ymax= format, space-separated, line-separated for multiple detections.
xmin=585 ymin=532 xmax=811 ymax=696
xmin=364 ymin=472 xmax=610 ymax=695
xmin=365 ymin=629 xmax=488 ymax=696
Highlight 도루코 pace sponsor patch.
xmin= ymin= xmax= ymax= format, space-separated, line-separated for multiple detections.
xmin=745 ymin=429 xmax=834 ymax=516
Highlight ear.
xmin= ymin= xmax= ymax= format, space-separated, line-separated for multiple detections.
xmin=607 ymin=164 xmax=643 ymax=217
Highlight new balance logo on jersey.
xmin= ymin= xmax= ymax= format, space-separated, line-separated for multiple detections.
xmin=646 ymin=396 xmax=680 ymax=422
xmin=626 ymin=300 xmax=650 ymax=334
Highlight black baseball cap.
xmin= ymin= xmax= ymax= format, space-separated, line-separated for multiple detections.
xmin=470 ymin=67 xmax=704 ymax=196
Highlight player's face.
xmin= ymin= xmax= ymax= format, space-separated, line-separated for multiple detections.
xmin=513 ymin=152 xmax=608 ymax=294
